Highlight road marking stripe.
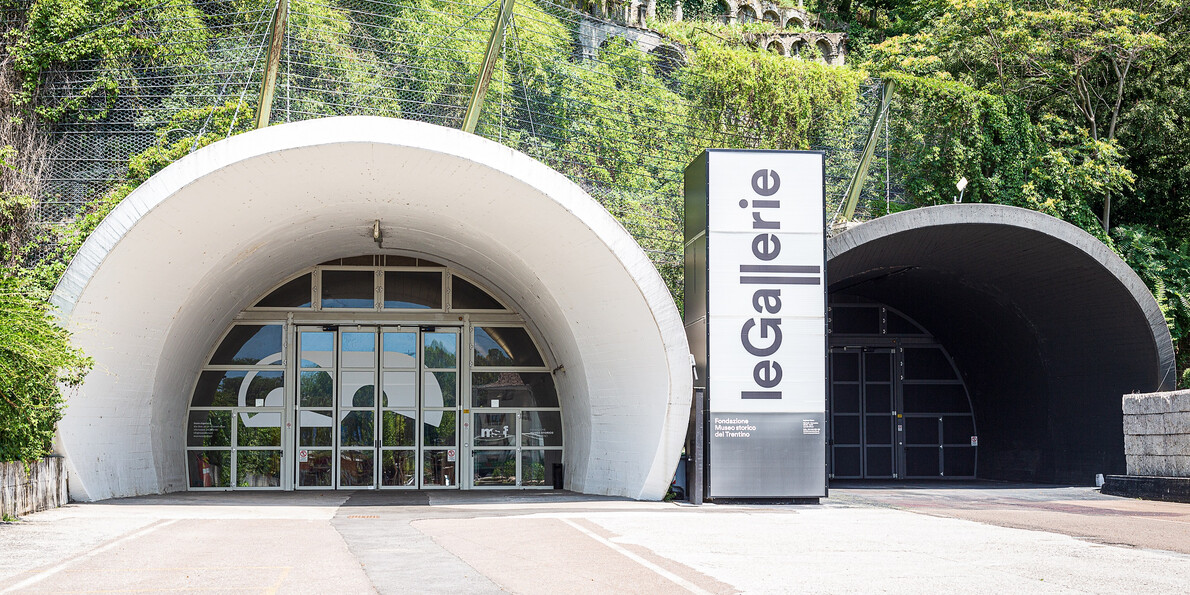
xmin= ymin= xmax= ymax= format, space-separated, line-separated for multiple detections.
xmin=559 ymin=518 xmax=713 ymax=595
xmin=1 ymin=519 xmax=178 ymax=594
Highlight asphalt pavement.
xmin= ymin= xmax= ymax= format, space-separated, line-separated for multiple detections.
xmin=0 ymin=484 xmax=1187 ymax=594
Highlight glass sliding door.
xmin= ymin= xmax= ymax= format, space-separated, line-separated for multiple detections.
xmin=380 ymin=330 xmax=418 ymax=488
xmin=294 ymin=325 xmax=462 ymax=489
xmin=339 ymin=329 xmax=378 ymax=488
xmin=296 ymin=329 xmax=335 ymax=488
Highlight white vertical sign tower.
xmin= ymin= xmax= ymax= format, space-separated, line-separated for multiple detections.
xmin=684 ymin=149 xmax=827 ymax=499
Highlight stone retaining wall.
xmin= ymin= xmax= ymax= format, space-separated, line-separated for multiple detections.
xmin=1122 ymin=390 xmax=1190 ymax=476
xmin=0 ymin=456 xmax=68 ymax=518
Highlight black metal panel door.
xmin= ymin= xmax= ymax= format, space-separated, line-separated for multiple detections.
xmin=829 ymin=347 xmax=897 ymax=479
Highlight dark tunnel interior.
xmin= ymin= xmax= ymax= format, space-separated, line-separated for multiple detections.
xmin=826 ymin=207 xmax=1174 ymax=484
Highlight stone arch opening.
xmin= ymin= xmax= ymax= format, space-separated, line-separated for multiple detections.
xmin=815 ymin=38 xmax=833 ymax=62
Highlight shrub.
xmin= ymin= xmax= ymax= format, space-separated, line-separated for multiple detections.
xmin=0 ymin=276 xmax=91 ymax=462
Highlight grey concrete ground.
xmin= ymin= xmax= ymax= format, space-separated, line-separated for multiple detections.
xmin=0 ymin=484 xmax=1187 ymax=594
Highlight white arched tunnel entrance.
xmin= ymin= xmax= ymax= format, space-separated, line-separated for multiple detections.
xmin=51 ymin=117 xmax=692 ymax=501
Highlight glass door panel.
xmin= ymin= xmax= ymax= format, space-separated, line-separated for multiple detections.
xmin=381 ymin=450 xmax=416 ymax=486
xmin=422 ymin=330 xmax=459 ymax=488
xmin=473 ymin=450 xmax=517 ymax=486
xmin=338 ymin=329 xmax=377 ymax=488
xmin=473 ymin=412 xmax=516 ymax=486
xmin=521 ymin=449 xmax=562 ymax=487
xmin=339 ymin=449 xmax=375 ymax=487
xmin=297 ymin=330 xmax=335 ymax=488
xmin=380 ymin=330 xmax=418 ymax=489
xmin=423 ymin=450 xmax=456 ymax=487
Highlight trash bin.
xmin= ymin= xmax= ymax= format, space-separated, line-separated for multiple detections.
xmin=552 ymin=463 xmax=564 ymax=490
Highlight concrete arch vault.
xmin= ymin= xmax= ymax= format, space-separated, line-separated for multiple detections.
xmin=51 ymin=116 xmax=692 ymax=501
xmin=827 ymin=204 xmax=1176 ymax=483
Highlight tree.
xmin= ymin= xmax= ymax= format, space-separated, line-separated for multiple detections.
xmin=872 ymin=0 xmax=1184 ymax=229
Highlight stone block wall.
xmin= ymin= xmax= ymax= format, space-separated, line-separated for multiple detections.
xmin=1122 ymin=390 xmax=1190 ymax=476
xmin=0 ymin=456 xmax=68 ymax=518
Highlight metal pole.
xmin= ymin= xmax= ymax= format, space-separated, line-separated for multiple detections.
xmin=255 ymin=0 xmax=288 ymax=129
xmin=841 ymin=79 xmax=896 ymax=221
xmin=462 ymin=0 xmax=516 ymax=134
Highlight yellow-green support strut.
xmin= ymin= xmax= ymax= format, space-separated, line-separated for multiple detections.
xmin=841 ymin=79 xmax=896 ymax=221
xmin=462 ymin=0 xmax=516 ymax=134
xmin=255 ymin=0 xmax=288 ymax=129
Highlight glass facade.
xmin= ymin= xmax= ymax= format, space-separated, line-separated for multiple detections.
xmin=187 ymin=258 xmax=562 ymax=490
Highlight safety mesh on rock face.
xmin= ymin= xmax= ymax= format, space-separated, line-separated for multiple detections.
xmin=24 ymin=0 xmax=895 ymax=293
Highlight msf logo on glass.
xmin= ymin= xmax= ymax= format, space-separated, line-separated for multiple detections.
xmin=738 ymin=167 xmax=820 ymax=400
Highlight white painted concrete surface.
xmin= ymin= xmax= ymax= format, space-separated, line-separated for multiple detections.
xmin=50 ymin=117 xmax=691 ymax=502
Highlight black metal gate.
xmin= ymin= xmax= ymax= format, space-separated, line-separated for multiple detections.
xmin=828 ymin=303 xmax=977 ymax=479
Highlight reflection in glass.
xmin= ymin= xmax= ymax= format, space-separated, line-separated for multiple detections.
xmin=342 ymin=371 xmax=375 ymax=407
xmin=473 ymin=327 xmax=544 ymax=367
xmin=299 ymin=371 xmax=333 ymax=408
xmin=340 ymin=450 xmax=375 ymax=486
xmin=473 ymin=451 xmax=517 ymax=486
xmin=341 ymin=332 xmax=376 ymax=368
xmin=422 ymin=411 xmax=456 ymax=447
xmin=299 ymin=424 xmax=332 ymax=447
xmin=300 ymin=331 xmax=334 ymax=369
xmin=382 ymin=371 xmax=416 ymax=408
xmin=187 ymin=410 xmax=231 ymax=447
xmin=520 ymin=411 xmax=563 ymax=447
xmin=209 ymin=325 xmax=283 ymax=366
xmin=187 ymin=450 xmax=231 ymax=487
xmin=381 ymin=450 xmax=416 ymax=486
xmin=384 ymin=271 xmax=441 ymax=309
xmin=471 ymin=372 xmax=558 ymax=408
xmin=382 ymin=410 xmax=417 ymax=446
xmin=422 ymin=333 xmax=457 ymax=368
xmin=321 ymin=270 xmax=375 ymax=308
xmin=236 ymin=450 xmax=281 ymax=487
xmin=192 ymin=371 xmax=283 ymax=407
xmin=452 ymin=275 xmax=504 ymax=310
xmin=299 ymin=450 xmax=333 ymax=487
xmin=340 ymin=411 xmax=375 ymax=447
xmin=237 ymin=412 xmax=282 ymax=447
xmin=255 ymin=274 xmax=312 ymax=308
xmin=423 ymin=450 xmax=456 ymax=486
xmin=424 ymin=372 xmax=456 ymax=407
xmin=521 ymin=450 xmax=562 ymax=487
xmin=474 ymin=413 xmax=515 ymax=447
xmin=382 ymin=333 xmax=417 ymax=369
xmin=299 ymin=409 xmax=333 ymax=445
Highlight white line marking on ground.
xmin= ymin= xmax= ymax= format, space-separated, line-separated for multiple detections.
xmin=560 ymin=518 xmax=713 ymax=595
xmin=1 ymin=519 xmax=179 ymax=594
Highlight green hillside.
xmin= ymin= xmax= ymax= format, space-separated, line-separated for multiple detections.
xmin=2 ymin=0 xmax=1188 ymax=405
